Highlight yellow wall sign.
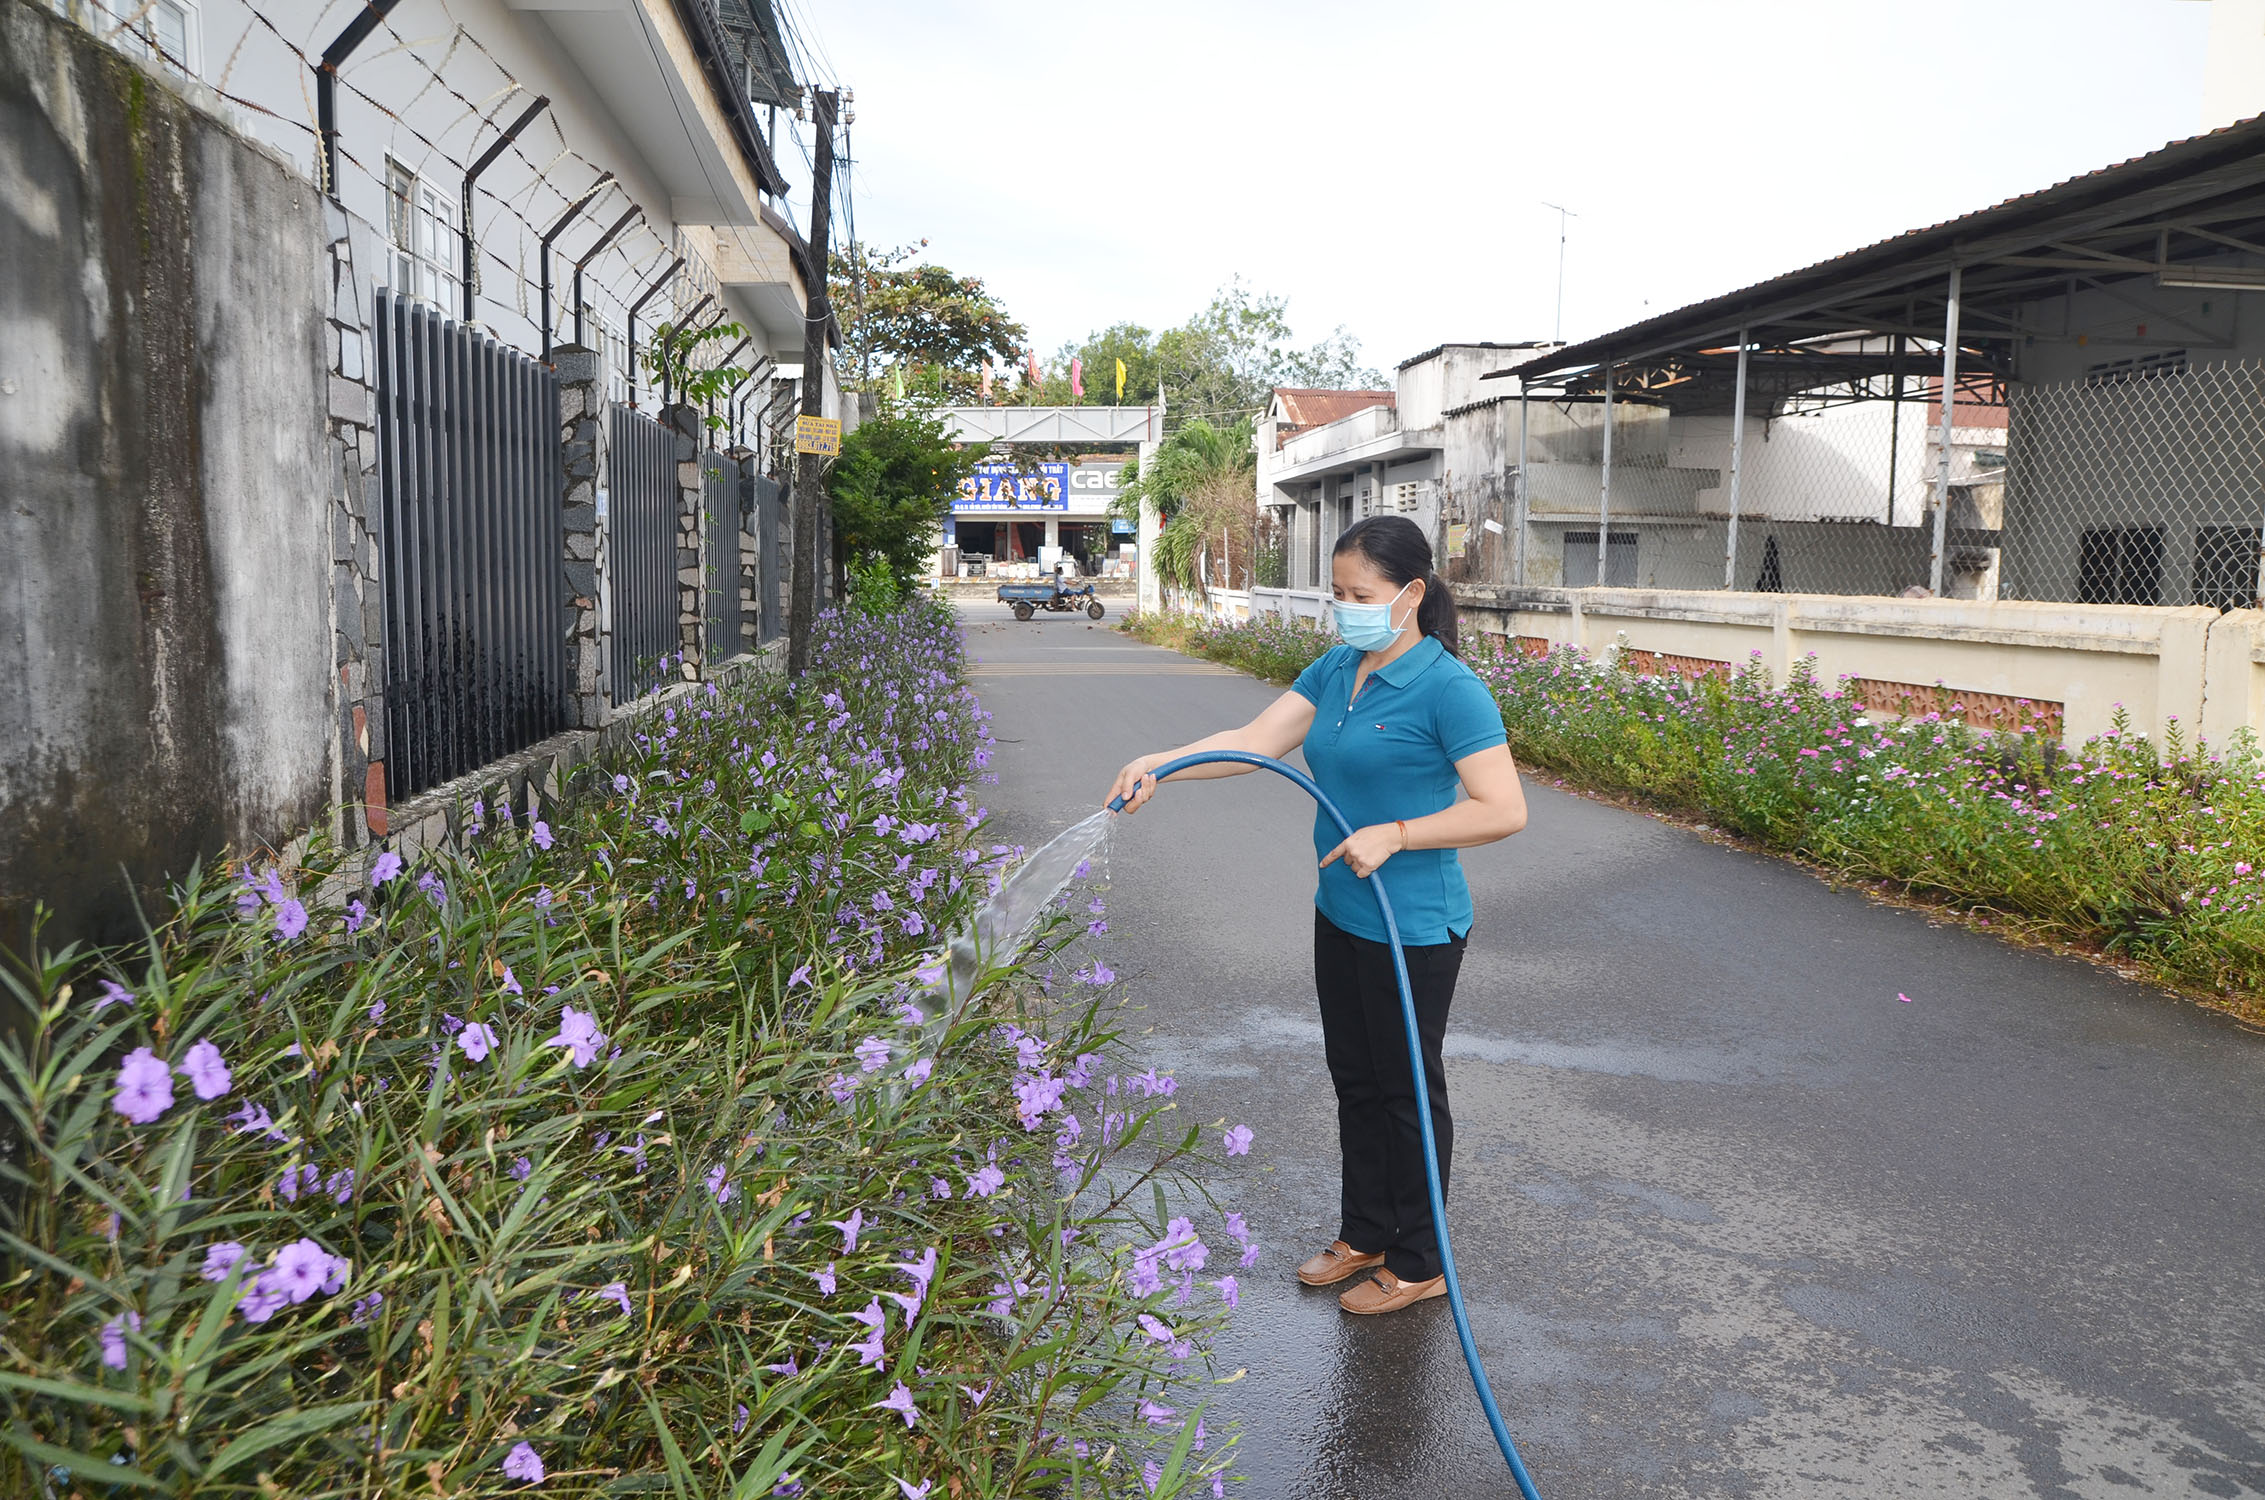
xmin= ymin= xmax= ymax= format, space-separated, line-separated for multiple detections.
xmin=793 ymin=415 xmax=842 ymax=456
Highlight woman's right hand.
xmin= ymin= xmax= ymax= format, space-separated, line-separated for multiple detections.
xmin=1108 ymin=755 xmax=1160 ymax=815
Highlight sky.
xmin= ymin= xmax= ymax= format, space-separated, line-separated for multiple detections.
xmin=782 ymin=0 xmax=2213 ymax=378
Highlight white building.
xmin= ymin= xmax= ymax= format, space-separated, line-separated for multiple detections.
xmin=67 ymin=0 xmax=824 ymax=430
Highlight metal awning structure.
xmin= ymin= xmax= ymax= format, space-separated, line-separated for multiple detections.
xmin=1493 ymin=109 xmax=2265 ymax=397
xmin=1484 ymin=110 xmax=2265 ymax=595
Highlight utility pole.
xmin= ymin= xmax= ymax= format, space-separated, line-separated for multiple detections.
xmin=1543 ymin=202 xmax=1576 ymax=343
xmin=787 ymin=87 xmax=837 ymax=679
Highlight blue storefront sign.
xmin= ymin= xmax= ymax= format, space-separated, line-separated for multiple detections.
xmin=955 ymin=462 xmax=1069 ymax=512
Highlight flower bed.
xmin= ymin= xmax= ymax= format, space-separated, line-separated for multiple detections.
xmin=1119 ymin=611 xmax=2265 ymax=1010
xmin=2 ymin=600 xmax=1250 ymax=1497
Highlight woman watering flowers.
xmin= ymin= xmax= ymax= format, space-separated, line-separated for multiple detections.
xmin=1106 ymin=515 xmax=1528 ymax=1314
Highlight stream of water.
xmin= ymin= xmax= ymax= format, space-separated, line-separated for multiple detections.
xmin=927 ymin=808 xmax=1116 ymax=1009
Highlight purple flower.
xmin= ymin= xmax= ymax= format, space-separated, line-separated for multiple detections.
xmin=1224 ymin=1124 xmax=1253 ymax=1157
xmin=1214 ymin=1274 xmax=1240 ymax=1308
xmin=201 ymin=1242 xmax=248 ymax=1281
xmin=966 ymin=1165 xmax=1004 ymax=1199
xmin=1140 ymin=1398 xmax=1177 ymax=1427
xmin=827 ymin=1072 xmax=858 ymax=1104
xmin=1238 ymin=1242 xmax=1261 ymax=1269
xmin=788 ymin=964 xmax=814 ymax=990
xmin=895 ymin=1481 xmax=932 ymax=1500
xmin=417 ymin=871 xmax=446 ymax=905
xmin=1127 ymin=1256 xmax=1164 ymax=1298
xmin=958 ymin=1381 xmax=992 ymax=1408
xmin=814 ymin=1262 xmax=837 ymax=1296
xmin=849 ymin=1299 xmax=888 ymax=1367
xmin=99 ymin=1311 xmax=140 ymax=1369
xmin=270 ymin=1238 xmax=339 ymax=1304
xmin=277 ymin=1163 xmax=319 ymax=1202
xmin=179 ymin=1039 xmax=232 ymax=1101
xmin=510 ymin=1156 xmax=533 ymax=1182
xmin=895 ymin=1246 xmax=938 ymax=1300
xmin=236 ymin=1281 xmax=289 ymax=1324
xmin=500 ymin=967 xmax=523 ymax=997
xmin=1223 ymin=1211 xmax=1249 ymax=1244
xmin=765 ymin=1355 xmax=799 ymax=1377
xmin=274 ymin=900 xmax=309 ymax=942
xmin=594 ymin=1281 xmax=632 ymax=1317
xmin=531 ymin=821 xmax=553 ymax=851
xmin=344 ymin=899 xmax=369 ymax=934
xmin=902 ymin=1057 xmax=933 ymax=1087
xmin=326 ymin=1168 xmax=356 ymax=1204
xmin=112 ymin=1048 xmax=174 ymax=1124
xmin=733 ymin=1403 xmax=750 ymax=1433
xmin=874 ymin=1380 xmax=919 ymax=1429
xmin=706 ymin=1163 xmax=734 ymax=1203
xmin=931 ymin=1177 xmax=951 ymax=1199
xmin=91 ymin=981 xmax=133 ymax=1014
xmin=545 ymin=1006 xmax=606 ymax=1068
xmin=371 ymin=851 xmax=403 ymax=886
xmin=228 ymin=1100 xmax=287 ymax=1141
xmin=502 ymin=1441 xmax=545 ymax=1483
xmin=613 ymin=773 xmax=631 ymax=794
xmin=350 ymin=1291 xmax=384 ymax=1324
xmin=828 ymin=1208 xmax=865 ymax=1253
xmin=458 ymin=1022 xmax=499 ymax=1063
xmin=854 ymin=1036 xmax=891 ymax=1073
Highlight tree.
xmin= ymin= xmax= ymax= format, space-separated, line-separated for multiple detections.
xmin=1025 ymin=280 xmax=1382 ymax=423
xmin=825 ymin=409 xmax=987 ymax=593
xmin=1116 ymin=417 xmax=1264 ymax=590
xmin=833 ymin=243 xmax=1028 ymax=401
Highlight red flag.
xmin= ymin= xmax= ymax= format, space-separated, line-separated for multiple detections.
xmin=1070 ymin=356 xmax=1084 ymax=401
xmin=1026 ymin=351 xmax=1040 ymax=387
xmin=980 ymin=361 xmax=993 ymax=401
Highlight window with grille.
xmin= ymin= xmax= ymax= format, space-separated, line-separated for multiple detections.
xmin=2073 ymin=526 xmax=2164 ymax=605
xmin=386 ymin=160 xmax=462 ymax=312
xmin=2194 ymin=526 xmax=2262 ymax=610
xmin=1563 ymin=530 xmax=1637 ymax=587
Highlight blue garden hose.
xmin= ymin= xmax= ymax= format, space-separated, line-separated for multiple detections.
xmin=1110 ymin=750 xmax=1544 ymax=1498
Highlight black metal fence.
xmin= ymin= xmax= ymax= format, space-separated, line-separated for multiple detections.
xmin=750 ymin=471 xmax=782 ymax=643
xmin=608 ymin=407 xmax=681 ymax=704
xmin=373 ymin=290 xmax=565 ymax=800
xmin=702 ymin=451 xmax=743 ymax=663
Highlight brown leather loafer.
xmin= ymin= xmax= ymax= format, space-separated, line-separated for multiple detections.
xmin=1296 ymin=1240 xmax=1386 ymax=1287
xmin=1339 ymin=1268 xmax=1448 ymax=1314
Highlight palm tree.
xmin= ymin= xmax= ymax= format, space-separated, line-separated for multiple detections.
xmin=1114 ymin=419 xmax=1259 ymax=591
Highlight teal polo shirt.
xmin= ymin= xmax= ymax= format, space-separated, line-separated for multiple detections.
xmin=1291 ymin=635 xmax=1508 ymax=946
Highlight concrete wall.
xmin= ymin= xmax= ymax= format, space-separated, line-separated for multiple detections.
xmin=1454 ymin=582 xmax=2264 ymax=750
xmin=1 ymin=0 xmax=333 ymax=955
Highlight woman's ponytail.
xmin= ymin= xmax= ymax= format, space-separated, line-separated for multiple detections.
xmin=1333 ymin=515 xmax=1461 ymax=656
xmin=1416 ymin=569 xmax=1460 ymax=657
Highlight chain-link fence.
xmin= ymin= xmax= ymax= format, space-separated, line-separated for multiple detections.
xmin=1465 ymin=359 xmax=2265 ymax=609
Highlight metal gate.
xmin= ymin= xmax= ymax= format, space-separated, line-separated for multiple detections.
xmin=373 ymin=290 xmax=565 ymax=800
xmin=750 ymin=472 xmax=782 ymax=643
xmin=608 ymin=407 xmax=680 ymax=704
xmin=703 ymin=452 xmax=743 ymax=662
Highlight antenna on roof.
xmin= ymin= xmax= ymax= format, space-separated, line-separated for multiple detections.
xmin=1542 ymin=202 xmax=1577 ymax=342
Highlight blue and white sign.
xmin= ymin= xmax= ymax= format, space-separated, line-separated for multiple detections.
xmin=956 ymin=462 xmax=1068 ymax=511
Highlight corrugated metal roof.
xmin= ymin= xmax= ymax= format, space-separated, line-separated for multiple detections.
xmin=1271 ymin=388 xmax=1395 ymax=430
xmin=1505 ymin=110 xmax=2265 ymax=382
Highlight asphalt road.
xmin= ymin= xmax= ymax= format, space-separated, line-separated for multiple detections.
xmin=955 ymin=599 xmax=2265 ymax=1500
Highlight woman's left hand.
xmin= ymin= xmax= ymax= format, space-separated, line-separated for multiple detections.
xmin=1319 ymin=822 xmax=1405 ymax=879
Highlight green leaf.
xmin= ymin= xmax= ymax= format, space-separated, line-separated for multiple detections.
xmin=204 ymin=1399 xmax=373 ymax=1478
xmin=1 ymin=1428 xmax=168 ymax=1489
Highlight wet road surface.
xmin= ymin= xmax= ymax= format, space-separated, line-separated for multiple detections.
xmin=957 ymin=600 xmax=2265 ymax=1500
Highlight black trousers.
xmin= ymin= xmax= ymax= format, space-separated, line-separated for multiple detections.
xmin=1314 ymin=908 xmax=1466 ymax=1282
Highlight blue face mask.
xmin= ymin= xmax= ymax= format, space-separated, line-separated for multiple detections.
xmin=1333 ymin=580 xmax=1414 ymax=652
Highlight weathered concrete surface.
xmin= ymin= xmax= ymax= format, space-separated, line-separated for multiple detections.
xmin=961 ymin=602 xmax=2265 ymax=1499
xmin=0 ymin=0 xmax=330 ymax=956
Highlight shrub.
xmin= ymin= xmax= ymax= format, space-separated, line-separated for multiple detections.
xmin=0 ymin=600 xmax=1249 ymax=1497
